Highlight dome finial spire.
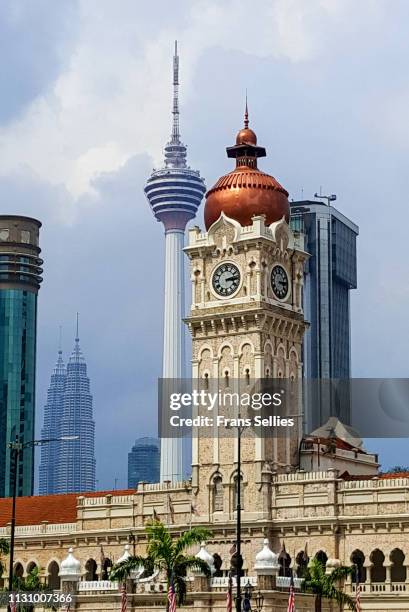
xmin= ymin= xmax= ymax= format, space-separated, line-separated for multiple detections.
xmin=244 ymin=90 xmax=249 ymax=129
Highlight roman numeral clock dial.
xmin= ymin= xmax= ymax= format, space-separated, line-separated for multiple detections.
xmin=212 ymin=263 xmax=241 ymax=297
xmin=271 ymin=264 xmax=289 ymax=300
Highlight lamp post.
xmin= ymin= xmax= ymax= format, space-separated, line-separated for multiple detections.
xmin=243 ymin=579 xmax=253 ymax=611
xmin=254 ymin=589 xmax=264 ymax=612
xmin=7 ymin=435 xmax=78 ymax=611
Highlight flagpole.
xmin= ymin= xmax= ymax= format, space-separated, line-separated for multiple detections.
xmin=236 ymin=423 xmax=242 ymax=612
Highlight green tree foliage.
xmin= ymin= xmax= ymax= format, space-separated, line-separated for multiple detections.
xmin=110 ymin=520 xmax=211 ymax=607
xmin=303 ymin=557 xmax=356 ymax=612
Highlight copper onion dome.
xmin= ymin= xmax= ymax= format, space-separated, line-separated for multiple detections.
xmin=204 ymin=103 xmax=289 ymax=230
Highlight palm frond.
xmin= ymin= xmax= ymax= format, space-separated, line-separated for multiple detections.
xmin=174 ymin=527 xmax=211 ymax=557
xmin=109 ymin=555 xmax=147 ymax=582
xmin=329 ymin=565 xmax=354 ymax=583
xmin=176 ymin=555 xmax=211 ymax=577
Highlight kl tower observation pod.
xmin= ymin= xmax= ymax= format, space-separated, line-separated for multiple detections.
xmin=144 ymin=42 xmax=206 ymax=482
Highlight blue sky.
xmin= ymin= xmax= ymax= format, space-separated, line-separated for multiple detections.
xmin=0 ymin=0 xmax=408 ymax=489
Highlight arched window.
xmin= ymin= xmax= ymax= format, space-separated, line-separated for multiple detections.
xmin=101 ymin=558 xmax=113 ymax=580
xmin=204 ymin=372 xmax=209 ymax=390
xmin=370 ymin=549 xmax=386 ymax=583
xmin=233 ymin=473 xmax=243 ymax=510
xmin=224 ymin=371 xmax=230 ymax=389
xmin=296 ymin=549 xmax=309 ymax=578
xmin=47 ymin=561 xmax=60 ymax=589
xmin=351 ymin=550 xmax=366 ymax=583
xmin=85 ymin=559 xmax=98 ymax=581
xmin=26 ymin=561 xmax=38 ymax=575
xmin=212 ymin=474 xmax=224 ymax=512
xmin=315 ymin=550 xmax=328 ymax=568
xmin=278 ymin=549 xmax=292 ymax=577
xmin=245 ymin=369 xmax=250 ymax=385
xmin=14 ymin=562 xmax=24 ymax=581
xmin=391 ymin=549 xmax=406 ymax=583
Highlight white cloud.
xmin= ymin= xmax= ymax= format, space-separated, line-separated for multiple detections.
xmin=0 ymin=0 xmax=391 ymax=203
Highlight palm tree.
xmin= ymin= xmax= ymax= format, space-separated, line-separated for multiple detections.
xmin=303 ymin=557 xmax=356 ymax=612
xmin=110 ymin=520 xmax=211 ymax=608
xmin=0 ymin=538 xmax=9 ymax=581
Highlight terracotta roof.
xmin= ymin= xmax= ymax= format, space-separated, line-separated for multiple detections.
xmin=380 ymin=472 xmax=409 ymax=479
xmin=0 ymin=489 xmax=135 ymax=527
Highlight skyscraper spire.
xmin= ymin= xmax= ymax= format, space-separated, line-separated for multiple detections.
xmin=172 ymin=40 xmax=180 ymax=144
xmin=76 ymin=312 xmax=79 ymax=342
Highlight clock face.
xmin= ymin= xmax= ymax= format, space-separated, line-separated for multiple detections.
xmin=212 ymin=263 xmax=241 ymax=297
xmin=271 ymin=265 xmax=289 ymax=300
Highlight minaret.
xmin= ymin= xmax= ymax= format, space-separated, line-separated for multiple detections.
xmin=144 ymin=42 xmax=206 ymax=482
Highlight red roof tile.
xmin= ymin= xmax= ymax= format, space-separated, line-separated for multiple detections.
xmin=0 ymin=489 xmax=135 ymax=527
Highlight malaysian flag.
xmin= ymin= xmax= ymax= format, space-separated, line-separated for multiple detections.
xmin=355 ymin=565 xmax=361 ymax=612
xmin=120 ymin=582 xmax=127 ymax=612
xmin=226 ymin=572 xmax=233 ymax=612
xmin=287 ymin=573 xmax=295 ymax=612
xmin=168 ymin=575 xmax=177 ymax=612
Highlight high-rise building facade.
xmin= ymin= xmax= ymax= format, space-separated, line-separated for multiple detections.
xmin=39 ymin=327 xmax=96 ymax=494
xmin=0 ymin=216 xmax=43 ymax=497
xmin=144 ymin=42 xmax=206 ymax=482
xmin=39 ymin=348 xmax=66 ymax=495
xmin=127 ymin=437 xmax=159 ymax=488
xmin=289 ymin=200 xmax=358 ymax=430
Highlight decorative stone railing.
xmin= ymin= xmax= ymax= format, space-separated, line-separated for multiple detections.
xmin=274 ymin=470 xmax=335 ymax=483
xmin=0 ymin=522 xmax=77 ymax=536
xmin=340 ymin=478 xmax=409 ymax=490
xmin=346 ymin=582 xmax=408 ymax=594
xmin=78 ymin=580 xmax=118 ymax=591
xmin=211 ymin=576 xmax=257 ymax=589
xmin=276 ymin=576 xmax=304 ymax=589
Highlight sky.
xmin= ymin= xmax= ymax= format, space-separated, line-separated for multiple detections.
xmin=0 ymin=0 xmax=408 ymax=490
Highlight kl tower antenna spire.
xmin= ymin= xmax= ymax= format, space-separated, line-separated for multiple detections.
xmin=144 ymin=41 xmax=206 ymax=482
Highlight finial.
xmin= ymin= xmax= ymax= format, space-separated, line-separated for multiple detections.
xmin=244 ymin=90 xmax=249 ymax=129
xmin=75 ymin=312 xmax=79 ymax=342
xmin=58 ymin=325 xmax=63 ymax=354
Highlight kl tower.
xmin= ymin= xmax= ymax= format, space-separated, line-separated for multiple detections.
xmin=144 ymin=42 xmax=206 ymax=482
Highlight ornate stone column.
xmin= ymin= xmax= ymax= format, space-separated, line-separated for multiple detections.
xmin=59 ymin=548 xmax=82 ymax=610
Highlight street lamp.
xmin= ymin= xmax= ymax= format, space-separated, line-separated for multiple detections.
xmin=7 ymin=435 xmax=78 ymax=610
xmin=254 ymin=589 xmax=264 ymax=612
xmin=243 ymin=580 xmax=253 ymax=611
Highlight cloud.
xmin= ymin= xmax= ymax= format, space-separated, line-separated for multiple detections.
xmin=0 ymin=0 xmax=79 ymax=122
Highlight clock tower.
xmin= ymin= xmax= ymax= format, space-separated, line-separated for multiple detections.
xmin=184 ymin=109 xmax=309 ymax=521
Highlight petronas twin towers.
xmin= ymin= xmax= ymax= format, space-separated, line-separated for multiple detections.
xmin=39 ymin=329 xmax=96 ymax=495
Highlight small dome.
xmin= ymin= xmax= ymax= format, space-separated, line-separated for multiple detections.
xmin=255 ymin=539 xmax=279 ymax=569
xmin=60 ymin=548 xmax=81 ymax=576
xmin=117 ymin=544 xmax=131 ymax=564
xmin=205 ymin=166 xmax=289 ymax=230
xmin=326 ymin=558 xmax=340 ymax=574
xmin=236 ymin=127 xmax=257 ymax=145
xmin=195 ymin=542 xmax=215 ymax=575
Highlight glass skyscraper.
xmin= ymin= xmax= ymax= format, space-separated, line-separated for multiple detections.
xmin=128 ymin=438 xmax=160 ymax=488
xmin=39 ymin=328 xmax=96 ymax=494
xmin=0 ymin=216 xmax=43 ymax=497
xmin=290 ymin=200 xmax=358 ymax=430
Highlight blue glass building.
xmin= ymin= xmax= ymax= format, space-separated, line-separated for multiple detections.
xmin=0 ymin=216 xmax=43 ymax=497
xmin=39 ymin=328 xmax=96 ymax=494
xmin=290 ymin=200 xmax=358 ymax=430
xmin=128 ymin=438 xmax=160 ymax=488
